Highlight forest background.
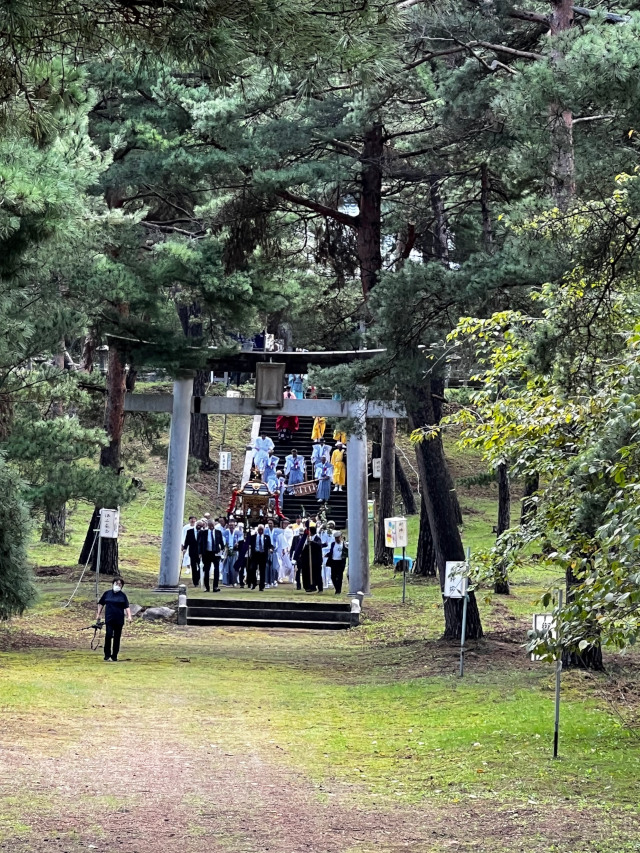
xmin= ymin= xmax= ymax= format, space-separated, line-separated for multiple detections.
xmin=4 ymin=0 xmax=640 ymax=664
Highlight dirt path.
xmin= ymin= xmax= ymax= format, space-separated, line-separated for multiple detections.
xmin=0 ymin=718 xmax=628 ymax=853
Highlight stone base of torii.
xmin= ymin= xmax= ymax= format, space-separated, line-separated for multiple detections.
xmin=124 ymin=379 xmax=404 ymax=596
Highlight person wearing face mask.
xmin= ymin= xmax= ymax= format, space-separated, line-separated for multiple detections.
xmin=96 ymin=577 xmax=132 ymax=662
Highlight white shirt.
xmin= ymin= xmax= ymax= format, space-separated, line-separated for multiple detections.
xmin=332 ymin=542 xmax=344 ymax=561
xmin=181 ymin=523 xmax=196 ymax=547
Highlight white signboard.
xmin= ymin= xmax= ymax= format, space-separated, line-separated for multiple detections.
xmin=372 ymin=458 xmax=381 ymax=479
xmin=99 ymin=508 xmax=120 ymax=539
xmin=219 ymin=451 xmax=232 ymax=471
xmin=385 ymin=517 xmax=408 ymax=548
xmin=226 ymin=389 xmax=241 ymax=398
xmin=531 ymin=613 xmax=556 ymax=661
xmin=367 ymin=500 xmax=375 ymax=521
xmin=444 ymin=560 xmax=467 ymax=598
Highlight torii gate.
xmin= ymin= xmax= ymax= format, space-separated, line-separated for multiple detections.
xmin=123 ymin=351 xmax=404 ymax=595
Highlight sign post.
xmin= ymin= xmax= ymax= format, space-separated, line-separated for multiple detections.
xmin=531 ymin=590 xmax=562 ymax=758
xmin=96 ymin=508 xmax=120 ymax=601
xmin=384 ymin=517 xmax=409 ymax=603
xmin=553 ymin=589 xmax=563 ymax=759
xmin=444 ymin=552 xmax=470 ymax=676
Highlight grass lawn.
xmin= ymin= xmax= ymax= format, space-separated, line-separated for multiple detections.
xmin=3 ymin=439 xmax=639 ymax=852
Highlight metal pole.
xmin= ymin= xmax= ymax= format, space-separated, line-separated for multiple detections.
xmin=459 ymin=547 xmax=471 ymax=677
xmin=217 ymin=413 xmax=228 ymax=496
xmin=553 ymin=589 xmax=563 ymax=759
xmin=402 ymin=545 xmax=407 ymax=604
xmin=95 ymin=535 xmax=102 ymax=603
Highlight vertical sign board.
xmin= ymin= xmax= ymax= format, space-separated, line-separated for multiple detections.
xmin=531 ymin=613 xmax=556 ymax=661
xmin=367 ymin=500 xmax=375 ymax=521
xmin=219 ymin=451 xmax=232 ymax=471
xmin=384 ymin=517 xmax=408 ymax=548
xmin=99 ymin=508 xmax=120 ymax=539
xmin=372 ymin=458 xmax=381 ymax=479
xmin=444 ymin=561 xmax=467 ymax=598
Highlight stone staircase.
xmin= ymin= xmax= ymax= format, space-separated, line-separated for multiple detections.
xmin=186 ymin=597 xmax=356 ymax=629
xmin=259 ymin=414 xmax=348 ymax=530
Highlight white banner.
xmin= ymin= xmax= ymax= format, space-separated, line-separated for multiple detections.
xmin=99 ymin=508 xmax=120 ymax=539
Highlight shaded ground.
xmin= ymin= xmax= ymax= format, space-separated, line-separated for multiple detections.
xmin=0 ymin=707 xmax=634 ymax=853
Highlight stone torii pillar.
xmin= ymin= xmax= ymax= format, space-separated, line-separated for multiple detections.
xmin=157 ymin=375 xmax=194 ymax=591
xmin=347 ymin=402 xmax=370 ymax=595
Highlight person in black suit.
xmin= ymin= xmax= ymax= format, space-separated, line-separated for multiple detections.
xmin=248 ymin=524 xmax=272 ymax=590
xmin=198 ymin=520 xmax=223 ymax=592
xmin=182 ymin=516 xmax=201 ymax=587
xmin=326 ymin=531 xmax=348 ymax=594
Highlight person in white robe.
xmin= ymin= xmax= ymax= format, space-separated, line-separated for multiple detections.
xmin=320 ymin=521 xmax=336 ymax=588
xmin=315 ymin=458 xmax=333 ymax=502
xmin=311 ymin=439 xmax=331 ymax=467
xmin=278 ymin=520 xmax=295 ymax=583
xmin=284 ymin=450 xmax=306 ymax=491
xmin=253 ymin=434 xmax=275 ymax=474
xmin=263 ymin=453 xmax=280 ymax=489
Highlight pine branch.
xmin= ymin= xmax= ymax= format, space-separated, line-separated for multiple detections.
xmin=508 ymin=8 xmax=550 ymax=24
xmin=276 ymin=191 xmax=359 ymax=228
xmin=475 ymin=40 xmax=544 ymax=61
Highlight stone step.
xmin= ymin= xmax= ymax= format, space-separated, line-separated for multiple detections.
xmin=187 ymin=606 xmax=352 ymax=622
xmin=186 ymin=616 xmax=351 ymax=630
xmin=186 ymin=597 xmax=351 ymax=612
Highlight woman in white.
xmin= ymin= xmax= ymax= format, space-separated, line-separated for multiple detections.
xmin=320 ymin=522 xmax=335 ymax=588
xmin=277 ymin=520 xmax=295 ymax=583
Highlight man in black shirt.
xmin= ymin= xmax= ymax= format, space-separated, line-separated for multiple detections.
xmin=97 ymin=577 xmax=132 ymax=662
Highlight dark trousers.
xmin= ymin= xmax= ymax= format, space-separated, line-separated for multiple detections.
xmin=330 ymin=562 xmax=346 ymax=594
xmin=202 ymin=553 xmax=220 ymax=592
xmin=189 ymin=546 xmax=200 ymax=587
xmin=104 ymin=621 xmax=123 ymax=660
xmin=248 ymin=553 xmax=266 ymax=589
xmin=256 ymin=553 xmax=269 ymax=590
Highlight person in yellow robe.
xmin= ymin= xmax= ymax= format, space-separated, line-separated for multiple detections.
xmin=312 ymin=416 xmax=326 ymax=440
xmin=333 ymin=428 xmax=347 ymax=444
xmin=331 ymin=442 xmax=346 ymax=491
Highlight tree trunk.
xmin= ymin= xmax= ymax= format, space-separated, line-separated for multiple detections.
xmin=496 ymin=462 xmax=511 ymax=536
xmin=356 ymin=123 xmax=383 ymax=297
xmin=190 ymin=369 xmax=211 ymax=468
xmin=41 ymin=506 xmax=67 ymax=545
xmin=374 ymin=417 xmax=396 ymax=565
xmin=521 ymin=472 xmax=539 ymax=525
xmin=429 ymin=175 xmax=449 ymax=263
xmin=395 ymin=451 xmax=417 ymax=515
xmin=550 ymin=0 xmax=575 ymax=210
xmin=406 ymin=380 xmax=483 ymax=639
xmin=494 ymin=462 xmax=511 ymax=594
xmin=177 ymin=302 xmax=211 ymax=469
xmin=414 ymin=495 xmax=436 ymax=576
xmin=41 ymin=349 xmax=68 ymax=544
xmin=78 ymin=338 xmax=128 ymax=573
xmin=562 ymin=565 xmax=603 ymax=670
xmin=480 ymin=163 xmax=494 ymax=253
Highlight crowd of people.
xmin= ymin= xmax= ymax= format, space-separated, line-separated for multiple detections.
xmin=181 ymin=514 xmax=348 ymax=594
xmin=252 ymin=422 xmax=347 ymax=502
